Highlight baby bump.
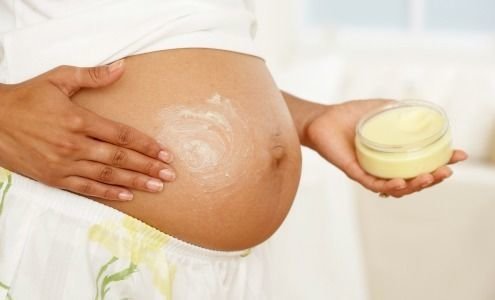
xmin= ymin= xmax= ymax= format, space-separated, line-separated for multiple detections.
xmin=72 ymin=49 xmax=302 ymax=250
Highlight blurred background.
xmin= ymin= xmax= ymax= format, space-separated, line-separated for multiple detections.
xmin=252 ymin=0 xmax=495 ymax=299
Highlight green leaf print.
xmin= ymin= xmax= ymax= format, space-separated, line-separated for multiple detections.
xmin=89 ymin=216 xmax=175 ymax=299
xmin=0 ymin=280 xmax=13 ymax=300
xmin=0 ymin=173 xmax=12 ymax=217
xmin=95 ymin=258 xmax=138 ymax=300
xmin=95 ymin=256 xmax=118 ymax=300
xmin=101 ymin=263 xmax=138 ymax=300
xmin=0 ymin=281 xmax=8 ymax=289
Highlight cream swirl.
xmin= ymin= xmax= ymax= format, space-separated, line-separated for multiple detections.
xmin=155 ymin=94 xmax=254 ymax=192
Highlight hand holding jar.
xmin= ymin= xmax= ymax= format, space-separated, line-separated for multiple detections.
xmin=305 ymin=99 xmax=467 ymax=198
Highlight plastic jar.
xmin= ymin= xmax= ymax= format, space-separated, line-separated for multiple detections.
xmin=355 ymin=100 xmax=453 ymax=179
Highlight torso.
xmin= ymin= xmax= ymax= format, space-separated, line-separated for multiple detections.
xmin=72 ymin=49 xmax=302 ymax=250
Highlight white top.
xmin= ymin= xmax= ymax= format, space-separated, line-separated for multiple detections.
xmin=0 ymin=0 xmax=260 ymax=83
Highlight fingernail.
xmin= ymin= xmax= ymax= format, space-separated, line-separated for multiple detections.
xmin=159 ymin=151 xmax=173 ymax=163
xmin=146 ymin=179 xmax=164 ymax=192
xmin=108 ymin=59 xmax=124 ymax=73
xmin=445 ymin=170 xmax=453 ymax=178
xmin=118 ymin=191 xmax=133 ymax=201
xmin=159 ymin=169 xmax=176 ymax=181
xmin=395 ymin=183 xmax=407 ymax=191
xmin=421 ymin=180 xmax=433 ymax=188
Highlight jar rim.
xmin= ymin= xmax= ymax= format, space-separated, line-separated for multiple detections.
xmin=356 ymin=100 xmax=450 ymax=153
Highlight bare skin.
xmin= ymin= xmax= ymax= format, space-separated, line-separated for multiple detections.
xmin=285 ymin=96 xmax=468 ymax=198
xmin=0 ymin=62 xmax=175 ymax=201
xmin=1 ymin=48 xmax=467 ymax=251
xmin=72 ymin=49 xmax=302 ymax=250
xmin=70 ymin=49 xmax=466 ymax=250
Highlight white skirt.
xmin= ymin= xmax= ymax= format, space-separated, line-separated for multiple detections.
xmin=0 ymin=170 xmax=269 ymax=300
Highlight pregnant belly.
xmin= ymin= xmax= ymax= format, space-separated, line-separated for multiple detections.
xmin=72 ymin=49 xmax=302 ymax=250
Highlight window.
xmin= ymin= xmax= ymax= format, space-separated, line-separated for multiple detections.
xmin=307 ymin=0 xmax=409 ymax=29
xmin=426 ymin=0 xmax=495 ymax=31
xmin=305 ymin=0 xmax=495 ymax=33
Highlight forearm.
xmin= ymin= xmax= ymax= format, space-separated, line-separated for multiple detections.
xmin=0 ymin=84 xmax=11 ymax=122
xmin=282 ymin=91 xmax=327 ymax=147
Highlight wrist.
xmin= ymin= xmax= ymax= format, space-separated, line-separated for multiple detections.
xmin=300 ymin=103 xmax=328 ymax=147
xmin=281 ymin=90 xmax=331 ymax=147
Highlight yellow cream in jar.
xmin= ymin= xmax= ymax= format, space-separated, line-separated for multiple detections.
xmin=355 ymin=100 xmax=453 ymax=179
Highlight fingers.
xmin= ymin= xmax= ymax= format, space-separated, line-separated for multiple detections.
xmin=399 ymin=173 xmax=434 ymax=196
xmin=83 ymin=138 xmax=176 ymax=182
xmin=359 ymin=149 xmax=466 ymax=198
xmin=82 ymin=112 xmax=172 ymax=162
xmin=431 ymin=166 xmax=453 ymax=181
xmin=61 ymin=176 xmax=134 ymax=201
xmin=381 ymin=167 xmax=453 ymax=198
xmin=384 ymin=178 xmax=407 ymax=191
xmin=74 ymin=161 xmax=166 ymax=193
xmin=47 ymin=60 xmax=125 ymax=97
xmin=425 ymin=166 xmax=452 ymax=189
xmin=344 ymin=161 xmax=387 ymax=193
xmin=449 ymin=150 xmax=468 ymax=164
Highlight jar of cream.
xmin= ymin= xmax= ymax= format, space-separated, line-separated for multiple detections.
xmin=355 ymin=100 xmax=453 ymax=179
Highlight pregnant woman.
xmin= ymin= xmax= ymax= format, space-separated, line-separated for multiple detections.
xmin=0 ymin=1 xmax=466 ymax=299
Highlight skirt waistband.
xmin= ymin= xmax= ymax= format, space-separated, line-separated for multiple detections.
xmin=8 ymin=171 xmax=250 ymax=260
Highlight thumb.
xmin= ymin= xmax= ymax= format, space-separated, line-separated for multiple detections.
xmin=48 ymin=60 xmax=125 ymax=97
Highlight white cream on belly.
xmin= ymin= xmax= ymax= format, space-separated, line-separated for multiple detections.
xmin=155 ymin=93 xmax=255 ymax=192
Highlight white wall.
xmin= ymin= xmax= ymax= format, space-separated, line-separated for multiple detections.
xmin=253 ymin=1 xmax=495 ymax=299
xmin=252 ymin=0 xmax=298 ymax=71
